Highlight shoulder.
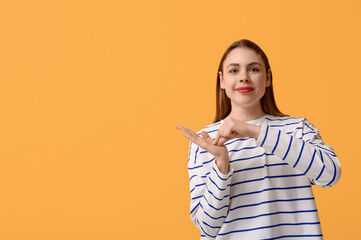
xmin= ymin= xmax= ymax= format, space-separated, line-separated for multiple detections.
xmin=264 ymin=114 xmax=308 ymax=134
xmin=264 ymin=114 xmax=305 ymax=124
xmin=265 ymin=115 xmax=320 ymax=136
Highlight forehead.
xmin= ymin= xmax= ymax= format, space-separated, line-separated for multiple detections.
xmin=223 ymin=47 xmax=264 ymax=66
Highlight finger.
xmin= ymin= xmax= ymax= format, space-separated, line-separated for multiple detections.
xmin=213 ymin=132 xmax=221 ymax=145
xmin=177 ymin=126 xmax=211 ymax=150
xmin=214 ymin=124 xmax=231 ymax=145
xmin=176 ymin=125 xmax=191 ymax=134
xmin=201 ymin=130 xmax=214 ymax=144
xmin=176 ymin=125 xmax=199 ymax=142
xmin=213 ymin=124 xmax=224 ymax=145
xmin=222 ymin=124 xmax=232 ymax=137
xmin=216 ymin=136 xmax=232 ymax=146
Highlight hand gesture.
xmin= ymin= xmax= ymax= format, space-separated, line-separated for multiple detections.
xmin=213 ymin=117 xmax=261 ymax=146
xmin=175 ymin=125 xmax=230 ymax=160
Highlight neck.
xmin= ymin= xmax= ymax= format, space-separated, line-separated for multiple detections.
xmin=228 ymin=102 xmax=266 ymax=122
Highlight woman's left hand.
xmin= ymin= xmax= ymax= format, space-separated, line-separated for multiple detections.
xmin=213 ymin=117 xmax=261 ymax=146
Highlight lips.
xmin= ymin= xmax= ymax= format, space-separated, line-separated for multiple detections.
xmin=236 ymin=86 xmax=254 ymax=93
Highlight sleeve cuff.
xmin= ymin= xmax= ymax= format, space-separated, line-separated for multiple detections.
xmin=211 ymin=161 xmax=234 ymax=181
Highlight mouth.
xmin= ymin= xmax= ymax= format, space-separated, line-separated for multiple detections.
xmin=236 ymin=86 xmax=254 ymax=93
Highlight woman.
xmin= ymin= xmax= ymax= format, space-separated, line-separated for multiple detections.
xmin=176 ymin=39 xmax=341 ymax=239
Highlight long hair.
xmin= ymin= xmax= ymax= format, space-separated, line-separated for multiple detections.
xmin=213 ymin=39 xmax=288 ymax=123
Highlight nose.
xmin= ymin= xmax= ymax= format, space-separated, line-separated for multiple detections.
xmin=239 ymin=70 xmax=250 ymax=82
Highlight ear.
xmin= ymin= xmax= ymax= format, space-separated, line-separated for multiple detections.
xmin=265 ymin=68 xmax=271 ymax=87
xmin=219 ymin=71 xmax=225 ymax=89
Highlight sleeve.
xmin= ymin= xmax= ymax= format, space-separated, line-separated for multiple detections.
xmin=187 ymin=140 xmax=234 ymax=239
xmin=254 ymin=118 xmax=341 ymax=187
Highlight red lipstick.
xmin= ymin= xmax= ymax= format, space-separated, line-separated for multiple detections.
xmin=236 ymin=86 xmax=254 ymax=93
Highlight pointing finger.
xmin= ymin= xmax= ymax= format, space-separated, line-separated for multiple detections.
xmin=216 ymin=136 xmax=231 ymax=146
xmin=213 ymin=125 xmax=223 ymax=145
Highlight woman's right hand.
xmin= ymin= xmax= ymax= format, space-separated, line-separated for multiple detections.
xmin=176 ymin=125 xmax=231 ymax=173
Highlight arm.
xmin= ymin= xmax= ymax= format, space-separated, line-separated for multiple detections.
xmin=255 ymin=118 xmax=341 ymax=187
xmin=188 ymin=140 xmax=233 ymax=239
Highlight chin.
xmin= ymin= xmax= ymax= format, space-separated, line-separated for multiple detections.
xmin=231 ymin=100 xmax=260 ymax=108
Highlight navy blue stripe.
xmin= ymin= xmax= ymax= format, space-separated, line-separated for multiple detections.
xmin=230 ymin=173 xmax=305 ymax=187
xmin=304 ymin=122 xmax=315 ymax=131
xmin=272 ymin=130 xmax=281 ymax=153
xmin=189 ymin=175 xmax=197 ymax=181
xmin=314 ymin=144 xmax=337 ymax=156
xmin=190 ymin=202 xmax=199 ymax=214
xmin=325 ymin=152 xmax=337 ymax=186
xmin=229 ymin=197 xmax=314 ymax=211
xmin=202 ymin=220 xmax=221 ymax=229
xmin=260 ymin=125 xmax=269 ymax=147
xmin=188 ymin=142 xmax=192 ymax=162
xmin=200 ymin=137 xmax=253 ymax=148
xmin=190 ymin=183 xmax=206 ymax=193
xmin=224 ymin=209 xmax=317 ymax=223
xmin=194 ymin=146 xmax=199 ymax=164
xmin=191 ymin=195 xmax=203 ymax=200
xmin=212 ymin=166 xmax=232 ymax=181
xmin=304 ymin=149 xmax=316 ymax=175
xmin=261 ymin=234 xmax=323 ymax=240
xmin=230 ymin=185 xmax=311 ymax=199
xmin=202 ymin=157 xmax=215 ymax=165
xmin=197 ymin=129 xmax=218 ymax=135
xmin=188 ymin=165 xmax=202 ymax=170
xmin=230 ymin=152 xmax=266 ymax=163
xmin=293 ymin=141 xmax=305 ymax=168
xmin=265 ymin=117 xmax=300 ymax=121
xmin=229 ymin=145 xmax=258 ymax=153
xmin=204 ymin=121 xmax=222 ymax=128
xmin=204 ymin=172 xmax=210 ymax=177
xmin=191 ymin=202 xmax=228 ymax=224
xmin=203 ymin=196 xmax=229 ymax=211
xmin=269 ymin=121 xmax=301 ymax=127
xmin=303 ymin=131 xmax=318 ymax=136
xmin=209 ymin=177 xmax=230 ymax=191
xmin=233 ymin=163 xmax=288 ymax=174
xmin=217 ymin=222 xmax=320 ymax=236
xmin=315 ymin=150 xmax=325 ymax=181
xmin=315 ymin=165 xmax=325 ymax=181
xmin=319 ymin=150 xmax=324 ymax=163
xmin=205 ymin=187 xmax=230 ymax=201
xmin=199 ymin=203 xmax=227 ymax=219
xmin=197 ymin=219 xmax=216 ymax=238
xmin=225 ymin=137 xmax=252 ymax=145
xmin=282 ymin=135 xmax=293 ymax=160
xmin=200 ymin=145 xmax=258 ymax=156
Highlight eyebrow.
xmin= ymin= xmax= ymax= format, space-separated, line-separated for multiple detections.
xmin=226 ymin=62 xmax=262 ymax=69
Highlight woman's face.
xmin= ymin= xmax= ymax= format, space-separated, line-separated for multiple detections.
xmin=219 ymin=47 xmax=271 ymax=109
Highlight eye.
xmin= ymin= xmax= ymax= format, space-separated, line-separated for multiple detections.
xmin=250 ymin=67 xmax=260 ymax=72
xmin=229 ymin=69 xmax=238 ymax=73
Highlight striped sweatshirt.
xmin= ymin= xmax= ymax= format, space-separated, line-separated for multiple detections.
xmin=187 ymin=114 xmax=341 ymax=240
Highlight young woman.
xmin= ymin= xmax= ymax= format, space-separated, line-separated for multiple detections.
xmin=176 ymin=39 xmax=341 ymax=240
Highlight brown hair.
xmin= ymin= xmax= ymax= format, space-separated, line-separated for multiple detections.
xmin=213 ymin=39 xmax=288 ymax=123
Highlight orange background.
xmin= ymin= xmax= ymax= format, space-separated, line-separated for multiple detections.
xmin=0 ymin=0 xmax=359 ymax=239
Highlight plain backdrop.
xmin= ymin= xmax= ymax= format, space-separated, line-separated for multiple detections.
xmin=0 ymin=0 xmax=359 ymax=239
